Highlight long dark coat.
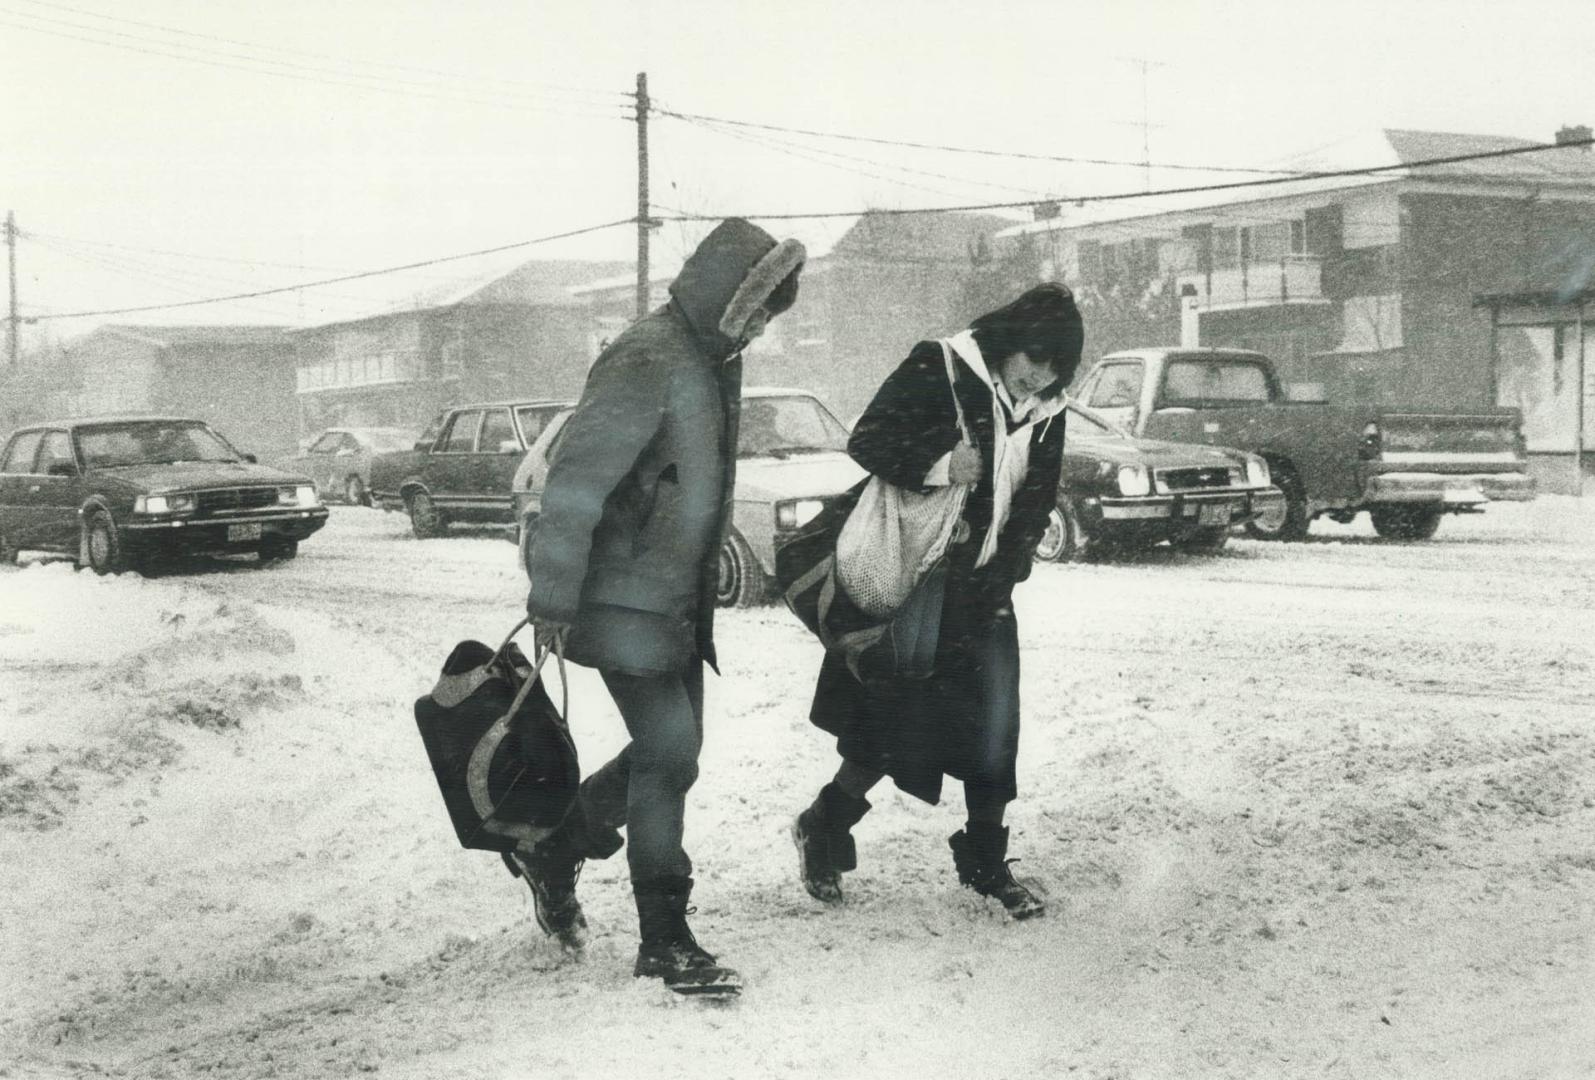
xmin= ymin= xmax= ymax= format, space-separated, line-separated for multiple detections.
xmin=810 ymin=339 xmax=1067 ymax=803
xmin=526 ymin=220 xmax=805 ymax=676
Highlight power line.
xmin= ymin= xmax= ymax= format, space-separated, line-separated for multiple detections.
xmin=650 ymin=135 xmax=1595 ymax=222
xmin=29 ymin=219 xmax=635 ymax=322
xmin=681 ymin=112 xmax=1062 ymax=200
xmin=22 ymin=230 xmax=360 ymax=273
xmin=12 ymin=0 xmax=631 ymax=104
xmin=0 ymin=12 xmax=632 ymax=120
xmin=655 ymin=107 xmax=1314 ymax=177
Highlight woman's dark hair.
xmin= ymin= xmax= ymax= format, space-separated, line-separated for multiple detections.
xmin=968 ymin=282 xmax=1085 ymax=390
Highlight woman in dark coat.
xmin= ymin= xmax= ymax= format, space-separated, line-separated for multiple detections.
xmin=793 ymin=283 xmax=1083 ymax=919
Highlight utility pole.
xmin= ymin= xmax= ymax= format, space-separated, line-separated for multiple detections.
xmin=6 ymin=211 xmax=16 ymax=368
xmin=635 ymin=71 xmax=651 ymax=321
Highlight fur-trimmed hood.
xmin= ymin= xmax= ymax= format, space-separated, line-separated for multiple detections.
xmin=668 ymin=218 xmax=806 ymax=358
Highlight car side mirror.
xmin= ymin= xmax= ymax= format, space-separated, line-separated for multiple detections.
xmin=242 ymin=452 xmax=258 ymax=463
xmin=46 ymin=461 xmax=79 ymax=477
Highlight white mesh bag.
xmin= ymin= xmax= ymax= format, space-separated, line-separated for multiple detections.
xmin=835 ymin=341 xmax=973 ymax=618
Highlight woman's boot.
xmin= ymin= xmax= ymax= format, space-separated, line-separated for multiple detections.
xmin=632 ymin=876 xmax=741 ymax=996
xmin=792 ymin=783 xmax=871 ymax=903
xmin=947 ymin=823 xmax=1045 ymax=920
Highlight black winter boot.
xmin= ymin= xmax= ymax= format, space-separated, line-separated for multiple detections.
xmin=632 ymin=876 xmax=741 ymax=996
xmin=792 ymin=783 xmax=871 ymax=904
xmin=505 ymin=834 xmax=588 ymax=950
xmin=948 ymin=824 xmax=1045 ymax=920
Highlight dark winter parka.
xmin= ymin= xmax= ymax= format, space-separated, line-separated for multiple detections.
xmin=526 ymin=219 xmax=805 ymax=676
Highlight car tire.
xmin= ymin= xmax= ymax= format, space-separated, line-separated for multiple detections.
xmin=83 ymin=510 xmax=130 ymax=575
xmin=1036 ymin=503 xmax=1092 ymax=563
xmin=1177 ymin=525 xmax=1231 ymax=553
xmin=258 ymin=537 xmax=299 ymax=563
xmin=716 ymin=531 xmax=765 ymax=608
xmin=1033 ymin=497 xmax=1097 ymax=561
xmin=1243 ymin=464 xmax=1310 ymax=541
xmin=345 ymin=476 xmax=368 ymax=507
xmin=406 ymin=490 xmax=447 ymax=539
xmin=1369 ymin=505 xmax=1443 ymax=541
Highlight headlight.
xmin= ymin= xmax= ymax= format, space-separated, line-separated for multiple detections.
xmin=775 ymin=498 xmax=825 ymax=530
xmin=134 ymin=493 xmax=195 ymax=515
xmin=278 ymin=485 xmax=321 ymax=507
xmin=1116 ymin=464 xmax=1151 ymax=497
xmin=1245 ymin=455 xmax=1271 ymax=488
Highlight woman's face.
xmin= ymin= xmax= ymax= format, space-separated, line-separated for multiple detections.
xmin=996 ymin=351 xmax=1056 ymax=401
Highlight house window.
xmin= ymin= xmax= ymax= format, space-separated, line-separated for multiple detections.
xmin=1212 ymin=228 xmax=1239 ymax=269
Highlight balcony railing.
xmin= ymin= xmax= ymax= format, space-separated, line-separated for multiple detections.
xmin=1177 ymin=254 xmax=1326 ymax=312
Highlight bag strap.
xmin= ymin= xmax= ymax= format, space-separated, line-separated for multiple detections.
xmin=464 ymin=621 xmax=570 ymax=831
xmin=938 ymin=339 xmax=974 ymax=447
xmin=496 ymin=616 xmax=569 ymax=721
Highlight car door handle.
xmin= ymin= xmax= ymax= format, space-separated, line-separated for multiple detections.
xmin=28 ymin=484 xmax=41 ymax=493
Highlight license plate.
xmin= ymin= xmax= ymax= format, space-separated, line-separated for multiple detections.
xmin=1197 ymin=503 xmax=1231 ymax=526
xmin=227 ymin=522 xmax=263 ymax=542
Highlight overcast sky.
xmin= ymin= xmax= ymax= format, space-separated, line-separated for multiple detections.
xmin=4 ymin=0 xmax=1593 ymax=336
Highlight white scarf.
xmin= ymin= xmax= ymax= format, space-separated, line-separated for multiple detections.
xmin=945 ymin=330 xmax=1067 ymax=569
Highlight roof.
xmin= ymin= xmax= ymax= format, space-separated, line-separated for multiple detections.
xmin=571 ymin=212 xmax=1014 ymax=299
xmin=83 ymin=325 xmax=288 ymax=349
xmin=1385 ymin=128 xmax=1595 ymax=186
xmin=301 ymin=256 xmax=630 ymax=330
xmin=20 ymin=414 xmax=214 ymax=429
xmin=1000 ymin=128 xmax=1595 ymax=240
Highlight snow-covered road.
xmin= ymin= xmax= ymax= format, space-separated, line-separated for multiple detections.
xmin=3 ymin=502 xmax=1593 ymax=1079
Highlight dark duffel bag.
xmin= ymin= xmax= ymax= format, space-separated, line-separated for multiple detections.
xmin=413 ymin=620 xmax=578 ymax=854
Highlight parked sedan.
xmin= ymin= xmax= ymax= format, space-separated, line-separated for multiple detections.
xmin=1036 ymin=402 xmax=1283 ymax=560
xmin=0 ymin=416 xmax=328 ymax=573
xmin=370 ymin=400 xmax=571 ymax=538
xmin=513 ymin=388 xmax=865 ymax=607
xmin=284 ymin=427 xmax=417 ymax=506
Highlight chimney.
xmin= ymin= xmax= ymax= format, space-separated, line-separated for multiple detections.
xmin=1554 ymin=124 xmax=1592 ymax=151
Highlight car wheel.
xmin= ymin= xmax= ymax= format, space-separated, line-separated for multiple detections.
xmin=407 ymin=490 xmax=446 ymax=539
xmin=1243 ymin=464 xmax=1310 ymax=541
xmin=716 ymin=531 xmax=765 ymax=608
xmin=1036 ymin=503 xmax=1092 ymax=563
xmin=258 ymin=537 xmax=299 ymax=563
xmin=1177 ymin=525 xmax=1231 ymax=553
xmin=83 ymin=510 xmax=130 ymax=575
xmin=1369 ymin=505 xmax=1443 ymax=541
xmin=345 ymin=475 xmax=368 ymax=507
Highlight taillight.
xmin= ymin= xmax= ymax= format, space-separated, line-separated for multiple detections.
xmin=1359 ymin=421 xmax=1382 ymax=461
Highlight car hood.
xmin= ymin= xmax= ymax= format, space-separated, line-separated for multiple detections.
xmin=95 ymin=460 xmax=312 ymax=493
xmin=734 ymin=452 xmax=866 ymax=500
xmin=1069 ymin=434 xmax=1241 ymax=468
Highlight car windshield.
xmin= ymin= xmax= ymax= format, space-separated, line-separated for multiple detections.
xmin=76 ymin=421 xmax=240 ymax=467
xmin=360 ymin=429 xmax=417 ymax=453
xmin=1066 ymin=402 xmax=1131 ymax=440
xmin=1163 ymin=360 xmax=1272 ymax=404
xmin=738 ymin=395 xmax=850 ymax=458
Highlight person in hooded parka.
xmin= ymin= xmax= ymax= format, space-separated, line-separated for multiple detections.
xmin=792 ymin=283 xmax=1084 ymax=921
xmin=518 ymin=218 xmax=804 ymax=995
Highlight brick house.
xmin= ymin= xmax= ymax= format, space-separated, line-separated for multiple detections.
xmin=994 ymin=128 xmax=1595 ymax=492
xmin=291 ymin=257 xmax=626 ymax=441
xmin=56 ymin=324 xmax=297 ymax=460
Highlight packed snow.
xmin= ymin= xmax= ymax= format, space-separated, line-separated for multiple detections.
xmin=2 ymin=501 xmax=1593 ymax=1079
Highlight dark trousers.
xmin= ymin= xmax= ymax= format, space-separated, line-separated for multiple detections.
xmin=574 ymin=658 xmax=704 ymax=881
